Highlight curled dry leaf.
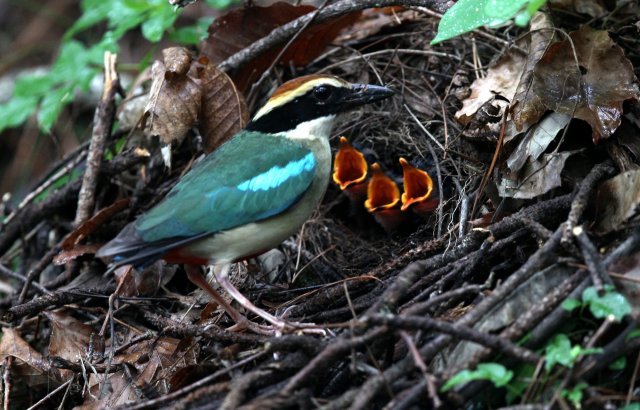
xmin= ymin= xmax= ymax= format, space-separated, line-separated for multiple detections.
xmin=143 ymin=49 xmax=201 ymax=146
xmin=455 ymin=52 xmax=522 ymax=127
xmin=201 ymin=2 xmax=361 ymax=92
xmin=62 ymin=198 xmax=130 ymax=250
xmin=511 ymin=12 xmax=555 ymax=132
xmin=196 ymin=56 xmax=249 ymax=152
xmin=533 ymin=26 xmax=640 ymax=142
xmin=162 ymin=46 xmax=192 ymax=79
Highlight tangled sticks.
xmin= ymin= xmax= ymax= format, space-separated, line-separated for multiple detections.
xmin=88 ymin=160 xmax=631 ymax=410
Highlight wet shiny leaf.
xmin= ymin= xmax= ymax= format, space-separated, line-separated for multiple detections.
xmin=533 ymin=26 xmax=640 ymax=142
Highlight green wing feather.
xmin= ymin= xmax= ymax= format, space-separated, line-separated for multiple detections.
xmin=136 ymin=132 xmax=316 ymax=242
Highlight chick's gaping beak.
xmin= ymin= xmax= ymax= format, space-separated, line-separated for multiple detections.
xmin=341 ymin=83 xmax=395 ymax=108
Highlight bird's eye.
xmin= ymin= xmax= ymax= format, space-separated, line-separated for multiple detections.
xmin=313 ymin=86 xmax=332 ymax=101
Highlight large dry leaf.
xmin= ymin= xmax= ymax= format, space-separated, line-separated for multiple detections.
xmin=196 ymin=56 xmax=249 ymax=153
xmin=44 ymin=311 xmax=94 ymax=363
xmin=507 ymin=112 xmax=571 ymax=172
xmin=499 ymin=150 xmax=579 ymax=199
xmin=594 ymin=170 xmax=640 ymax=234
xmin=0 ymin=328 xmax=65 ymax=386
xmin=455 ymin=52 xmax=522 ymax=126
xmin=511 ymin=13 xmax=555 ymax=132
xmin=201 ymin=2 xmax=361 ymax=92
xmin=533 ymin=26 xmax=640 ymax=142
xmin=143 ymin=48 xmax=201 ymax=146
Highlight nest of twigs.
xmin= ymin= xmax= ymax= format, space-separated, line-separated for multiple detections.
xmin=1 ymin=2 xmax=640 ymax=409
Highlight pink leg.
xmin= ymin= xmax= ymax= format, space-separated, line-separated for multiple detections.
xmin=184 ymin=265 xmax=274 ymax=335
xmin=213 ymin=263 xmax=289 ymax=329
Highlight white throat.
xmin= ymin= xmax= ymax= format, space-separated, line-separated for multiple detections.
xmin=285 ymin=115 xmax=336 ymax=141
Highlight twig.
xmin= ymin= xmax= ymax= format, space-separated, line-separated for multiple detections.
xmin=74 ymin=51 xmax=119 ymax=226
xmin=368 ymin=314 xmax=540 ymax=363
xmin=117 ymin=350 xmax=267 ymax=410
xmin=0 ymin=148 xmax=147 ymax=257
xmin=25 ymin=378 xmax=73 ymax=410
xmin=0 ymin=263 xmax=51 ymax=296
xmin=4 ymin=287 xmax=115 ymax=322
xmin=282 ymin=327 xmax=388 ymax=394
xmin=17 ymin=245 xmax=58 ymax=302
xmin=562 ymin=161 xmax=616 ymax=241
xmin=219 ymin=0 xmax=452 ymax=73
xmin=572 ymin=226 xmax=614 ymax=292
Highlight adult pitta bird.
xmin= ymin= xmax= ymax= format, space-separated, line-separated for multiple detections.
xmin=97 ymin=74 xmax=394 ymax=333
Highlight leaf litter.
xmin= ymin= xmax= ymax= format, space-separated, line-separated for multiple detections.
xmin=2 ymin=3 xmax=640 ymax=409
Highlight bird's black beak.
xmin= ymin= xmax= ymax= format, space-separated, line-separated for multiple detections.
xmin=341 ymin=83 xmax=395 ymax=109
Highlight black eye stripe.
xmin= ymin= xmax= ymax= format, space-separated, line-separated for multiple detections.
xmin=246 ymin=84 xmax=350 ymax=134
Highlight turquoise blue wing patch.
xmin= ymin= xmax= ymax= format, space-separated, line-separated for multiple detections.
xmin=136 ymin=132 xmax=317 ymax=242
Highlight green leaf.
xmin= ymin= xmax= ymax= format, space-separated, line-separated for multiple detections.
xmin=562 ymin=298 xmax=582 ymax=312
xmin=205 ymin=0 xmax=239 ymax=9
xmin=142 ymin=2 xmax=178 ymax=42
xmin=14 ymin=73 xmax=54 ymax=97
xmin=561 ymin=382 xmax=587 ymax=408
xmin=0 ymin=96 xmax=39 ymax=133
xmin=432 ymin=0 xmax=548 ymax=44
xmin=37 ymin=86 xmax=73 ymax=132
xmin=627 ymin=329 xmax=640 ymax=341
xmin=65 ymin=0 xmax=112 ymax=38
xmin=582 ymin=286 xmax=632 ymax=321
xmin=545 ymin=334 xmax=575 ymax=371
xmin=505 ymin=363 xmax=535 ymax=404
xmin=609 ymin=356 xmax=627 ymax=371
xmin=441 ymin=363 xmax=513 ymax=392
xmin=484 ymin=0 xmax=529 ymax=22
xmin=169 ymin=17 xmax=214 ymax=44
xmin=545 ymin=334 xmax=603 ymax=372
xmin=621 ymin=404 xmax=640 ymax=410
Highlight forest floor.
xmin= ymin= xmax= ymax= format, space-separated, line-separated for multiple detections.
xmin=1 ymin=1 xmax=639 ymax=409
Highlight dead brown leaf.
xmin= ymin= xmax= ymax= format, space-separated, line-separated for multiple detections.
xmin=196 ymin=56 xmax=249 ymax=153
xmin=455 ymin=52 xmax=522 ymax=126
xmin=143 ymin=49 xmax=201 ymax=146
xmin=200 ymin=2 xmax=361 ymax=92
xmin=511 ymin=12 xmax=555 ymax=132
xmin=54 ymin=244 xmax=102 ymax=265
xmin=44 ymin=311 xmax=94 ymax=363
xmin=61 ymin=198 xmax=130 ymax=250
xmin=507 ymin=112 xmax=571 ymax=172
xmin=499 ymin=150 xmax=580 ymax=199
xmin=162 ymin=46 xmax=192 ymax=78
xmin=79 ymin=336 xmax=193 ymax=408
xmin=113 ymin=262 xmax=172 ymax=296
xmin=533 ymin=26 xmax=640 ymax=142
xmin=0 ymin=328 xmax=65 ymax=386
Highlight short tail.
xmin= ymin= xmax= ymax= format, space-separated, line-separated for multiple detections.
xmin=97 ymin=222 xmax=211 ymax=273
